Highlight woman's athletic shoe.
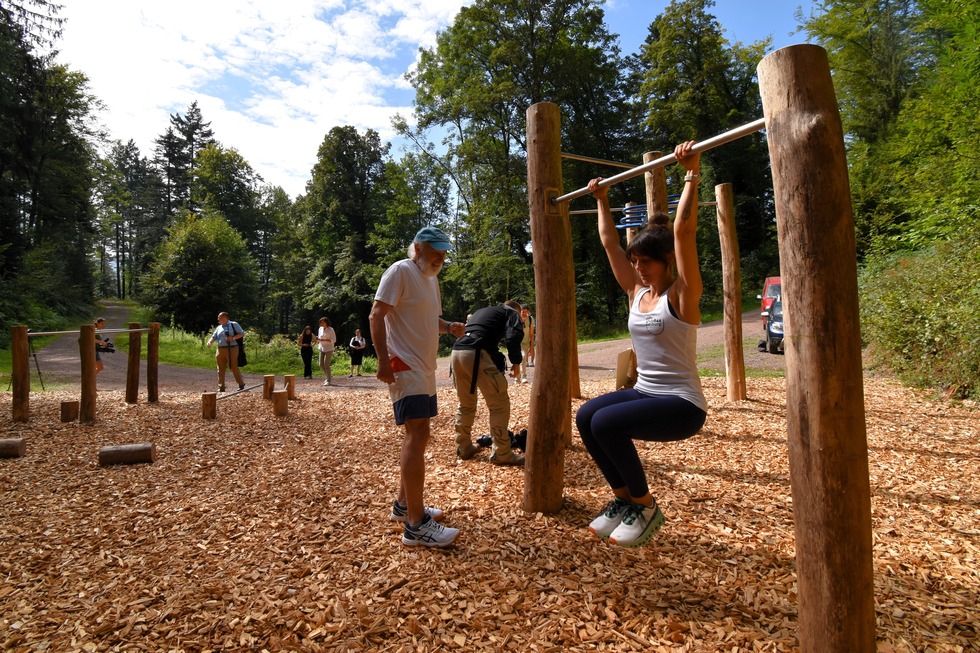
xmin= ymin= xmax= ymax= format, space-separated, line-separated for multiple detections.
xmin=589 ymin=497 xmax=630 ymax=539
xmin=390 ymin=500 xmax=444 ymax=522
xmin=609 ymin=501 xmax=665 ymax=548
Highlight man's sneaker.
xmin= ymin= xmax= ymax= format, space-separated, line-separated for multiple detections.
xmin=322 ymin=379 xmax=330 ymax=386
xmin=609 ymin=501 xmax=666 ymax=548
xmin=457 ymin=441 xmax=480 ymax=460
xmin=589 ymin=498 xmax=630 ymax=539
xmin=490 ymin=450 xmax=525 ymax=466
xmin=390 ymin=500 xmax=444 ymax=523
xmin=402 ymin=514 xmax=459 ymax=548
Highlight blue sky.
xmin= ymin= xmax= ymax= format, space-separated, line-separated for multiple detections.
xmin=54 ymin=1 xmax=815 ymax=199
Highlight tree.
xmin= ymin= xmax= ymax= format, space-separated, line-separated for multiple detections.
xmin=141 ymin=212 xmax=259 ymax=333
xmin=0 ymin=0 xmax=63 ymax=46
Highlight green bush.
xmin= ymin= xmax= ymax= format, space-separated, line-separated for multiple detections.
xmin=859 ymin=222 xmax=980 ymax=398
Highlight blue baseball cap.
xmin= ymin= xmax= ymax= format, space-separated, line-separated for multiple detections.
xmin=414 ymin=226 xmax=452 ymax=251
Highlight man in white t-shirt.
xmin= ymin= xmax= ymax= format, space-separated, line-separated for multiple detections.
xmin=370 ymin=226 xmax=465 ymax=548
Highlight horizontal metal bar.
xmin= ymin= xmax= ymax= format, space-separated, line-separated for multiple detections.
xmin=215 ymin=383 xmax=265 ymax=401
xmin=560 ymin=152 xmax=634 ymax=169
xmin=552 ymin=118 xmax=767 ymax=205
xmin=569 ymin=201 xmax=718 ymax=215
xmin=26 ymin=327 xmax=150 ymax=337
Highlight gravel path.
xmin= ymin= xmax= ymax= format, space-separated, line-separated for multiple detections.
xmin=28 ymin=300 xmax=782 ymax=395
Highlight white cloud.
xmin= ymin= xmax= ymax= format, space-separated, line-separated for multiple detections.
xmin=53 ymin=0 xmax=472 ymax=198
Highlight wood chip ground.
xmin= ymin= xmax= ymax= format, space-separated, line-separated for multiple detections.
xmin=1 ymin=376 xmax=977 ymax=652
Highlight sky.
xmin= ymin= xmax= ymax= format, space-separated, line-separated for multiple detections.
xmin=53 ymin=0 xmax=816 ymax=200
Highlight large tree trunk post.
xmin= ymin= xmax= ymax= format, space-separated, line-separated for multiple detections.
xmin=98 ymin=442 xmax=156 ymax=466
xmin=758 ymin=44 xmax=875 ymax=652
xmin=0 ymin=438 xmax=27 ymax=458
xmin=11 ymin=326 xmax=29 ymax=422
xmin=147 ymin=322 xmax=160 ymax=403
xmin=644 ymin=151 xmax=669 ymax=218
xmin=126 ymin=322 xmax=142 ymax=404
xmin=523 ymin=101 xmax=572 ymax=514
xmin=715 ymin=183 xmax=747 ymax=401
xmin=79 ymin=324 xmax=97 ymax=423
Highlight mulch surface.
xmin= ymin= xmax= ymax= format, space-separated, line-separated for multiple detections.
xmin=1 ymin=375 xmax=977 ymax=652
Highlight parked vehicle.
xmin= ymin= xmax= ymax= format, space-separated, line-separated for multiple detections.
xmin=762 ymin=299 xmax=784 ymax=354
xmin=757 ymin=276 xmax=781 ymax=327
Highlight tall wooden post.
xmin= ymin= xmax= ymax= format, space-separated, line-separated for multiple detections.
xmin=715 ymin=183 xmax=747 ymax=401
xmin=643 ymin=151 xmax=668 ymax=217
xmin=147 ymin=322 xmax=160 ymax=402
xmin=758 ymin=44 xmax=874 ymax=652
xmin=79 ymin=324 xmax=97 ymax=423
xmin=126 ymin=322 xmax=142 ymax=404
xmin=524 ymin=101 xmax=572 ymax=513
xmin=11 ymin=326 xmax=29 ymax=422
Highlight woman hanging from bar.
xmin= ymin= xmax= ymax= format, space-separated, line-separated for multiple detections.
xmin=577 ymin=140 xmax=708 ymax=548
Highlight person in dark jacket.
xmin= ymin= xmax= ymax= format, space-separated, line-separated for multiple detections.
xmin=451 ymin=300 xmax=525 ymax=465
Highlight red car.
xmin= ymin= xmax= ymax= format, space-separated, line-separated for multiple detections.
xmin=757 ymin=276 xmax=781 ymax=327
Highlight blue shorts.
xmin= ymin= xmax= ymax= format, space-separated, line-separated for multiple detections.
xmin=392 ymin=394 xmax=438 ymax=425
xmin=388 ymin=367 xmax=438 ymax=425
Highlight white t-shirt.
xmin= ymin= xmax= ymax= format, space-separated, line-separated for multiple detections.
xmin=374 ymin=258 xmax=442 ymax=376
xmin=629 ymin=287 xmax=707 ymax=411
xmin=317 ymin=326 xmax=336 ymax=352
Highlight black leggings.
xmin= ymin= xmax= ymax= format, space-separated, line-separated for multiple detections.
xmin=576 ymin=389 xmax=706 ymax=499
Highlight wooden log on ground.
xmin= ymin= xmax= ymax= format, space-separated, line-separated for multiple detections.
xmin=126 ymin=321 xmax=142 ymax=404
xmin=272 ymin=390 xmax=288 ymax=417
xmin=147 ymin=322 xmax=160 ymax=403
xmin=716 ymin=182 xmax=747 ymax=401
xmin=263 ymin=375 xmax=275 ymax=399
xmin=284 ymin=374 xmax=296 ymax=400
xmin=0 ymin=438 xmax=27 ymax=458
xmin=79 ymin=324 xmax=97 ymax=423
xmin=202 ymin=392 xmax=217 ymax=419
xmin=99 ymin=442 xmax=156 ymax=466
xmin=523 ymin=101 xmax=571 ymax=514
xmin=759 ymin=43 xmax=875 ymax=653
xmin=12 ymin=326 xmax=30 ymax=422
xmin=61 ymin=400 xmax=80 ymax=422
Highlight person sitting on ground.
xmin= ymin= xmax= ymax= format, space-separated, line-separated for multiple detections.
xmin=576 ymin=140 xmax=708 ymax=549
xmin=451 ymin=301 xmax=525 ymax=465
xmin=205 ymin=311 xmax=246 ymax=392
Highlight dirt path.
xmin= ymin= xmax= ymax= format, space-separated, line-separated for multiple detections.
xmin=28 ymin=301 xmax=782 ymax=395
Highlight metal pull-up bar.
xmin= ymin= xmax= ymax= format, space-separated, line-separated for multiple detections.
xmin=552 ymin=117 xmax=767 ymax=205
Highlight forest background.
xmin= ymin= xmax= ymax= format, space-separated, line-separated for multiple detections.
xmin=1 ymin=0 xmax=977 ymax=398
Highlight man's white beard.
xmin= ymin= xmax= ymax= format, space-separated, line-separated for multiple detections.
xmin=419 ymin=259 xmax=443 ymax=277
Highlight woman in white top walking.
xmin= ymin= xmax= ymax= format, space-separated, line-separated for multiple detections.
xmin=316 ymin=316 xmax=337 ymax=386
xmin=577 ymin=140 xmax=708 ymax=549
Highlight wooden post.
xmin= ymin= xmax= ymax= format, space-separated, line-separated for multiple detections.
xmin=644 ymin=151 xmax=669 ymax=217
xmin=79 ymin=324 xmax=97 ymax=423
xmin=147 ymin=322 xmax=160 ymax=402
xmin=272 ymin=390 xmax=288 ymax=416
xmin=263 ymin=375 xmax=275 ymax=399
xmin=759 ymin=44 xmax=874 ymax=652
xmin=284 ymin=374 xmax=296 ymax=400
xmin=202 ymin=393 xmax=217 ymax=419
xmin=715 ymin=183 xmax=747 ymax=401
xmin=98 ymin=442 xmax=156 ymax=466
xmin=126 ymin=322 xmax=142 ymax=404
xmin=11 ymin=326 xmax=29 ymax=422
xmin=523 ymin=102 xmax=571 ymax=514
xmin=0 ymin=438 xmax=27 ymax=458
xmin=60 ymin=401 xmax=80 ymax=422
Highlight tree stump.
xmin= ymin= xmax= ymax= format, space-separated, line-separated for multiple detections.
xmin=61 ymin=400 xmax=80 ymax=422
xmin=99 ymin=442 xmax=156 ymax=466
xmin=263 ymin=375 xmax=275 ymax=399
xmin=284 ymin=374 xmax=296 ymax=400
xmin=272 ymin=390 xmax=288 ymax=417
xmin=202 ymin=393 xmax=217 ymax=419
xmin=0 ymin=438 xmax=27 ymax=458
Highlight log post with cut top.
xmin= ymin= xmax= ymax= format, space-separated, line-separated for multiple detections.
xmin=126 ymin=322 xmax=142 ymax=404
xmin=79 ymin=324 xmax=97 ymax=423
xmin=11 ymin=326 xmax=29 ymax=422
xmin=758 ymin=43 xmax=874 ymax=652
xmin=147 ymin=322 xmax=160 ymax=402
xmin=715 ymin=182 xmax=747 ymax=401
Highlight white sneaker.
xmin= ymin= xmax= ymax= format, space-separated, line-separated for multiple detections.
xmin=402 ymin=514 xmax=459 ymax=548
xmin=589 ymin=498 xmax=630 ymax=539
xmin=322 ymin=379 xmax=329 ymax=386
xmin=609 ymin=502 xmax=665 ymax=548
xmin=389 ymin=500 xmax=445 ymax=522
